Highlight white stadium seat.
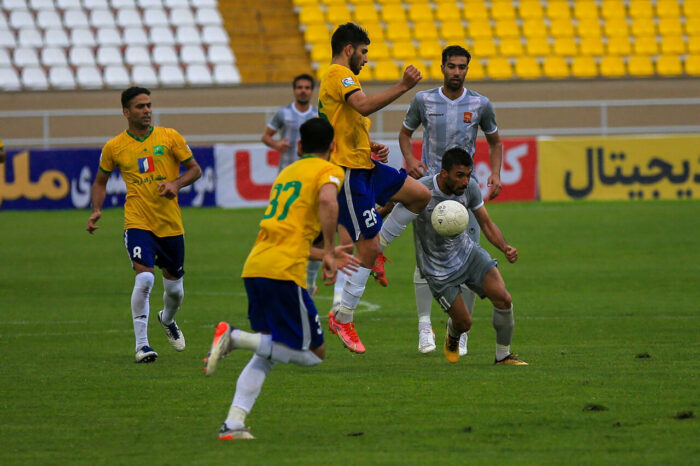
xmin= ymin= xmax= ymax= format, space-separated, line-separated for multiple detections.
xmin=143 ymin=9 xmax=169 ymax=27
xmin=69 ymin=47 xmax=96 ymax=66
xmin=0 ymin=67 xmax=22 ymax=90
xmin=21 ymin=67 xmax=49 ymax=90
xmin=165 ymin=0 xmax=191 ymax=8
xmin=170 ymin=8 xmax=195 ymax=27
xmin=83 ymin=0 xmax=110 ymax=10
xmin=76 ymin=65 xmax=103 ymax=88
xmin=10 ymin=11 xmax=36 ymax=30
xmin=111 ymin=0 xmax=137 ymax=9
xmin=97 ymin=27 xmax=123 ymax=46
xmin=195 ymin=8 xmax=222 ymax=26
xmin=64 ymin=10 xmax=90 ymax=28
xmin=207 ymin=44 xmax=234 ymax=64
xmin=213 ymin=64 xmax=241 ymax=85
xmin=137 ymin=0 xmax=163 ymax=8
xmin=150 ymin=26 xmax=176 ymax=45
xmin=41 ymin=47 xmax=68 ymax=66
xmin=116 ymin=8 xmax=142 ymax=28
xmin=13 ymin=47 xmax=40 ymax=67
xmin=122 ymin=27 xmax=148 ymax=46
xmin=36 ymin=10 xmax=63 ymax=29
xmin=70 ymin=28 xmax=96 ymax=47
xmin=3 ymin=0 xmax=31 ymax=11
xmin=96 ymin=46 xmax=124 ymax=66
xmin=56 ymin=0 xmax=83 ymax=9
xmin=18 ymin=28 xmax=44 ymax=48
xmin=175 ymin=26 xmax=201 ymax=45
xmin=180 ymin=44 xmax=206 ymax=64
xmin=49 ymin=66 xmax=77 ymax=89
xmin=104 ymin=65 xmax=131 ymax=87
xmin=0 ymin=49 xmax=11 ymax=67
xmin=30 ymin=0 xmax=57 ymax=10
xmin=190 ymin=0 xmax=217 ymax=8
xmin=131 ymin=64 xmax=159 ymax=86
xmin=158 ymin=64 xmax=186 ymax=86
xmin=202 ymin=25 xmax=228 ymax=45
xmin=0 ymin=30 xmax=17 ymax=48
xmin=90 ymin=9 xmax=116 ymax=28
xmin=186 ymin=64 xmax=213 ymax=85
xmin=152 ymin=44 xmax=179 ymax=65
xmin=125 ymin=45 xmax=151 ymax=65
xmin=44 ymin=29 xmax=70 ymax=48
xmin=0 ymin=12 xmax=7 ymax=29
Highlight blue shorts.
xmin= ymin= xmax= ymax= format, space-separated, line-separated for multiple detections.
xmin=244 ymin=277 xmax=324 ymax=350
xmin=337 ymin=161 xmax=408 ymax=241
xmin=123 ymin=228 xmax=185 ymax=279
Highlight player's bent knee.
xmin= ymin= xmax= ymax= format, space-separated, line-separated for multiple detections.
xmin=311 ymin=344 xmax=326 ymax=361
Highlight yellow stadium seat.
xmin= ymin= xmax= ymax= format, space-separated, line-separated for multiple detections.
xmin=472 ymin=38 xmax=497 ymax=57
xmin=304 ymin=24 xmax=331 ymax=44
xmin=381 ymin=4 xmax=406 ymax=22
xmin=315 ymin=63 xmax=331 ymax=80
xmin=429 ymin=59 xmax=444 ymax=79
xmin=545 ymin=1 xmax=571 ymax=20
xmin=358 ymin=64 xmax=373 ymax=81
xmin=490 ymin=1 xmax=516 ymax=20
xmin=363 ymin=22 xmax=385 ymax=41
xmin=579 ymin=37 xmax=605 ymax=56
xmin=656 ymin=54 xmax=683 ymax=76
xmin=417 ymin=40 xmax=443 ymax=60
xmin=348 ymin=0 xmax=376 ymax=4
xmin=684 ymin=2 xmax=700 ymax=18
xmin=402 ymin=60 xmax=428 ymax=80
xmin=519 ymin=1 xmax=544 ymax=20
xmin=295 ymin=0 xmax=318 ymax=6
xmin=386 ymin=21 xmax=412 ymax=41
xmin=689 ymin=36 xmax=700 ymax=54
xmin=320 ymin=0 xmax=347 ymax=5
xmin=486 ymin=57 xmax=513 ymax=79
xmin=577 ymin=18 xmax=602 ymax=38
xmin=553 ymin=37 xmax=578 ymax=56
xmin=684 ymin=55 xmax=700 ymax=75
xmin=627 ymin=55 xmax=654 ymax=76
xmin=462 ymin=2 xmax=489 ymax=21
xmin=440 ymin=20 xmax=466 ymax=41
xmin=310 ymin=43 xmax=332 ymax=63
xmin=658 ymin=18 xmax=683 ymax=36
xmin=408 ymin=4 xmax=434 ymax=22
xmin=414 ymin=21 xmax=439 ymax=41
xmin=376 ymin=0 xmax=402 ymax=4
xmin=299 ymin=6 xmax=325 ymax=25
xmin=354 ymin=4 xmax=380 ymax=23
xmin=633 ymin=36 xmax=659 ymax=55
xmin=655 ymin=0 xmax=680 ymax=18
xmin=436 ymin=1 xmax=461 ymax=22
xmin=599 ymin=55 xmax=626 ymax=77
xmin=603 ymin=18 xmax=629 ymax=38
xmin=467 ymin=57 xmax=485 ymax=80
xmin=661 ymin=36 xmax=686 ymax=55
xmin=685 ymin=18 xmax=700 ymax=36
xmin=543 ymin=56 xmax=570 ymax=78
xmin=571 ymin=56 xmax=598 ymax=78
xmin=600 ymin=1 xmax=626 ymax=20
xmin=526 ymin=37 xmax=551 ymax=56
xmin=631 ymin=18 xmax=656 ymax=37
xmin=514 ymin=56 xmax=541 ymax=78
xmin=326 ymin=5 xmax=352 ymax=24
xmin=500 ymin=38 xmax=524 ymax=57
xmin=391 ymin=40 xmax=417 ymax=60
xmin=466 ymin=21 xmax=492 ymax=39
xmin=628 ymin=0 xmax=653 ymax=19
xmin=549 ymin=18 xmax=575 ymax=38
xmin=373 ymin=60 xmax=400 ymax=80
xmin=522 ymin=19 xmax=547 ymax=38
xmin=494 ymin=19 xmax=520 ymax=39
xmin=607 ymin=36 xmax=632 ymax=55
xmin=369 ymin=41 xmax=391 ymax=59
xmin=573 ymin=1 xmax=599 ymax=20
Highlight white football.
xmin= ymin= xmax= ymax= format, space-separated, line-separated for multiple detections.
xmin=431 ymin=200 xmax=468 ymax=237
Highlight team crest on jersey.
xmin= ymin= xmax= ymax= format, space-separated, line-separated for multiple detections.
xmin=138 ymin=156 xmax=155 ymax=173
xmin=463 ymin=112 xmax=472 ymax=123
xmin=341 ymin=77 xmax=355 ymax=87
xmin=153 ymin=145 xmax=165 ymax=156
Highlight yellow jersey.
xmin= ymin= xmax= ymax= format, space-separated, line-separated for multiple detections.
xmin=242 ymin=156 xmax=345 ymax=288
xmin=98 ymin=126 xmax=193 ymax=237
xmin=318 ymin=64 xmax=373 ymax=170
xmin=0 ymin=137 xmax=4 ymax=149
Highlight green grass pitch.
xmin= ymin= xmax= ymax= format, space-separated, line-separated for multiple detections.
xmin=1 ymin=201 xmax=698 ymax=464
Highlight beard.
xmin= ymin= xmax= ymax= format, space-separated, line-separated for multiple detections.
xmin=350 ymin=54 xmax=363 ymax=75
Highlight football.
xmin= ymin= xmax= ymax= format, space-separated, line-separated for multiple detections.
xmin=431 ymin=200 xmax=468 ymax=237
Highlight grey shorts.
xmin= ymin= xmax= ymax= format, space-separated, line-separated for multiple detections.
xmin=425 ymin=245 xmax=498 ymax=312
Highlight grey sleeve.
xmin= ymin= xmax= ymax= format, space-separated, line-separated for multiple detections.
xmin=403 ymin=95 xmax=422 ymax=131
xmin=479 ymin=100 xmax=498 ymax=135
xmin=267 ymin=108 xmax=284 ymax=130
xmin=466 ymin=178 xmax=484 ymax=211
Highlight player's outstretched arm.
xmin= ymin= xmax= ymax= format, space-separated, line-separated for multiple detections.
xmin=86 ymin=170 xmax=109 ymax=234
xmin=261 ymin=127 xmax=290 ymax=153
xmin=346 ymin=66 xmax=422 ymax=117
xmin=485 ymin=130 xmax=503 ymax=200
xmin=473 ymin=205 xmax=517 ymax=263
xmin=158 ymin=158 xmax=202 ymax=199
xmin=399 ymin=126 xmax=427 ymax=178
xmin=318 ymin=183 xmax=339 ymax=284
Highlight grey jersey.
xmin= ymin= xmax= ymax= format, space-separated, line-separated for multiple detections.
xmin=413 ymin=175 xmax=484 ymax=280
xmin=267 ymin=103 xmax=318 ymax=172
xmin=403 ymin=87 xmax=498 ymax=175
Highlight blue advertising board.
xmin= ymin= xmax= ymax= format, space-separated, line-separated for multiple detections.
xmin=0 ymin=147 xmax=216 ymax=210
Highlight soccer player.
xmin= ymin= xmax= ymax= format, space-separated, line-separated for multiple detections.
xmin=86 ymin=87 xmax=202 ymax=363
xmin=399 ymin=45 xmax=504 ymax=355
xmin=320 ymin=22 xmax=430 ymax=353
xmin=204 ymin=118 xmax=355 ymax=440
xmin=413 ymin=147 xmax=527 ymax=365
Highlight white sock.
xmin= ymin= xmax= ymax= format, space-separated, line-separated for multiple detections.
xmin=446 ymin=317 xmax=460 ymax=339
xmin=496 ymin=344 xmax=511 ymax=361
xmin=231 ymin=328 xmax=272 ymax=356
xmin=131 ymin=271 xmax=154 ymax=351
xmin=306 ymin=260 xmax=321 ymax=292
xmin=161 ymin=276 xmax=183 ymax=325
xmin=378 ymin=203 xmax=418 ymax=253
xmin=338 ymin=266 xmax=371 ymax=321
xmin=229 ymin=354 xmax=274 ymax=426
xmin=332 ymin=269 xmax=346 ymax=307
xmin=414 ymin=267 xmax=432 ymax=329
xmin=270 ymin=343 xmax=323 ymax=366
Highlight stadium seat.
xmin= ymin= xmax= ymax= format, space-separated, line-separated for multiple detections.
xmin=661 ymin=36 xmax=686 ymax=55
xmin=191 ymin=0 xmax=217 ymax=7
xmin=441 ymin=20 xmax=466 ymax=41
xmin=579 ymin=37 xmax=604 ymax=56
xmin=56 ymin=0 xmax=82 ymax=9
xmin=326 ymin=5 xmax=351 ymax=24
xmin=152 ymin=45 xmax=179 ymax=65
xmin=549 ymin=18 xmax=575 ymax=38
xmin=353 ymin=4 xmax=379 ymax=23
xmin=170 ymin=8 xmax=196 ymax=27
xmin=314 ymin=62 xmax=330 ymax=80
xmin=553 ymin=37 xmax=577 ymax=56
xmin=49 ymin=66 xmax=77 ymax=89
xmin=684 ymin=55 xmax=700 ymax=75
xmin=462 ymin=2 xmax=488 ymax=21
xmin=408 ymin=4 xmax=433 ymax=22
xmin=542 ymin=56 xmax=570 ymax=78
xmin=84 ymin=0 xmax=110 ymax=9
xmin=97 ymin=46 xmax=124 ymax=66
xmin=628 ymin=0 xmax=653 ymax=19
xmin=112 ymin=0 xmax=137 ymax=8
xmin=149 ymin=27 xmax=176 ymax=46
xmin=41 ymin=47 xmax=68 ymax=66
xmin=116 ymin=9 xmax=143 ymax=28
xmin=13 ymin=48 xmax=40 ymax=67
xmin=103 ymin=65 xmax=131 ymax=87
xmin=689 ymin=36 xmax=700 ymax=54
xmin=466 ymin=21 xmax=492 ymax=39
xmin=571 ymin=56 xmax=598 ymax=78
xmin=467 ymin=58 xmax=485 ymax=80
xmin=499 ymin=38 xmax=524 ymax=57
xmin=207 ymin=45 xmax=235 ymax=64
xmin=298 ymin=6 xmax=324 ymax=25
xmin=143 ymin=9 xmax=170 ymax=27
xmin=519 ymin=0 xmax=544 ymax=20
xmin=165 ymin=0 xmax=190 ymax=8
xmin=386 ymin=21 xmax=412 ymax=41
xmin=525 ymin=37 xmax=551 ymax=56
xmin=414 ymin=21 xmax=439 ymax=41
xmin=545 ymin=1 xmax=571 ymax=20
xmin=373 ymin=60 xmax=400 ymax=80
xmin=0 ymin=49 xmax=11 ymax=67
xmin=3 ymin=0 xmax=29 ymax=9
xmin=655 ymin=0 xmax=680 ymax=18
xmin=655 ymin=54 xmax=682 ymax=76
xmin=601 ymin=1 xmax=626 ymax=20
xmin=428 ymin=58 xmax=443 ymax=79
xmin=381 ymin=4 xmax=406 ymax=22
xmin=573 ymin=1 xmax=599 ymax=20
xmin=177 ymin=26 xmax=203 ymax=45
xmin=70 ymin=47 xmax=97 ymax=66
xmin=472 ymin=37 xmax=497 ymax=57
xmin=514 ymin=56 xmax=541 ymax=79
xmin=97 ymin=27 xmax=123 ymax=46
xmin=303 ymin=24 xmax=329 ymax=44
xmin=494 ymin=19 xmax=520 ymax=39
xmin=659 ymin=17 xmax=683 ymax=36
xmin=684 ymin=1 xmax=700 ymax=18
xmin=401 ymin=59 xmax=427 ymax=79
xmin=490 ymin=1 xmax=516 ymax=21
xmin=18 ymin=29 xmax=44 ymax=48
xmin=202 ymin=26 xmax=228 ymax=45
xmin=363 ymin=22 xmax=385 ymax=41
xmin=417 ymin=39 xmax=442 ymax=60
xmin=627 ymin=55 xmax=654 ymax=76
xmin=633 ymin=36 xmax=659 ymax=55
xmin=21 ymin=67 xmax=49 ymax=90
xmin=180 ymin=44 xmax=206 ymax=64
xmin=195 ymin=8 xmax=223 ymax=26
xmin=603 ymin=18 xmax=629 ymax=37
xmin=36 ymin=10 xmax=62 ymax=29
xmin=599 ymin=55 xmax=626 ymax=77
xmin=10 ymin=11 xmax=36 ymax=30
xmin=64 ymin=10 xmax=90 ymax=29
xmin=76 ymin=65 xmax=103 ymax=88
xmin=159 ymin=64 xmax=186 ymax=86
xmin=186 ymin=64 xmax=213 ymax=85
xmin=687 ymin=18 xmax=700 ymax=36
xmin=391 ymin=40 xmax=417 ymax=61
xmin=90 ymin=9 xmax=116 ymax=28
xmin=435 ymin=1 xmax=460 ymax=22
xmin=486 ymin=57 xmax=513 ymax=79
xmin=213 ymin=64 xmax=242 ymax=85
xmin=631 ymin=18 xmax=656 ymax=36
xmin=0 ymin=67 xmax=22 ymax=90
xmin=0 ymin=12 xmax=6 ymax=30
xmin=124 ymin=45 xmax=151 ymax=65
xmin=577 ymin=18 xmax=602 ymax=38
xmin=521 ymin=18 xmax=547 ymax=38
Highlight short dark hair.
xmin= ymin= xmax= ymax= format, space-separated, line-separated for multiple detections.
xmin=441 ymin=45 xmax=472 ymax=65
xmin=331 ymin=22 xmax=370 ymax=56
xmin=441 ymin=147 xmax=473 ymax=171
xmin=121 ymin=87 xmax=151 ymax=108
xmin=293 ymin=73 xmax=315 ymax=89
xmin=299 ymin=118 xmax=335 ymax=154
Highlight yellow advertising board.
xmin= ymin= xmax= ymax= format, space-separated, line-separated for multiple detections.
xmin=538 ymin=135 xmax=700 ymax=201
